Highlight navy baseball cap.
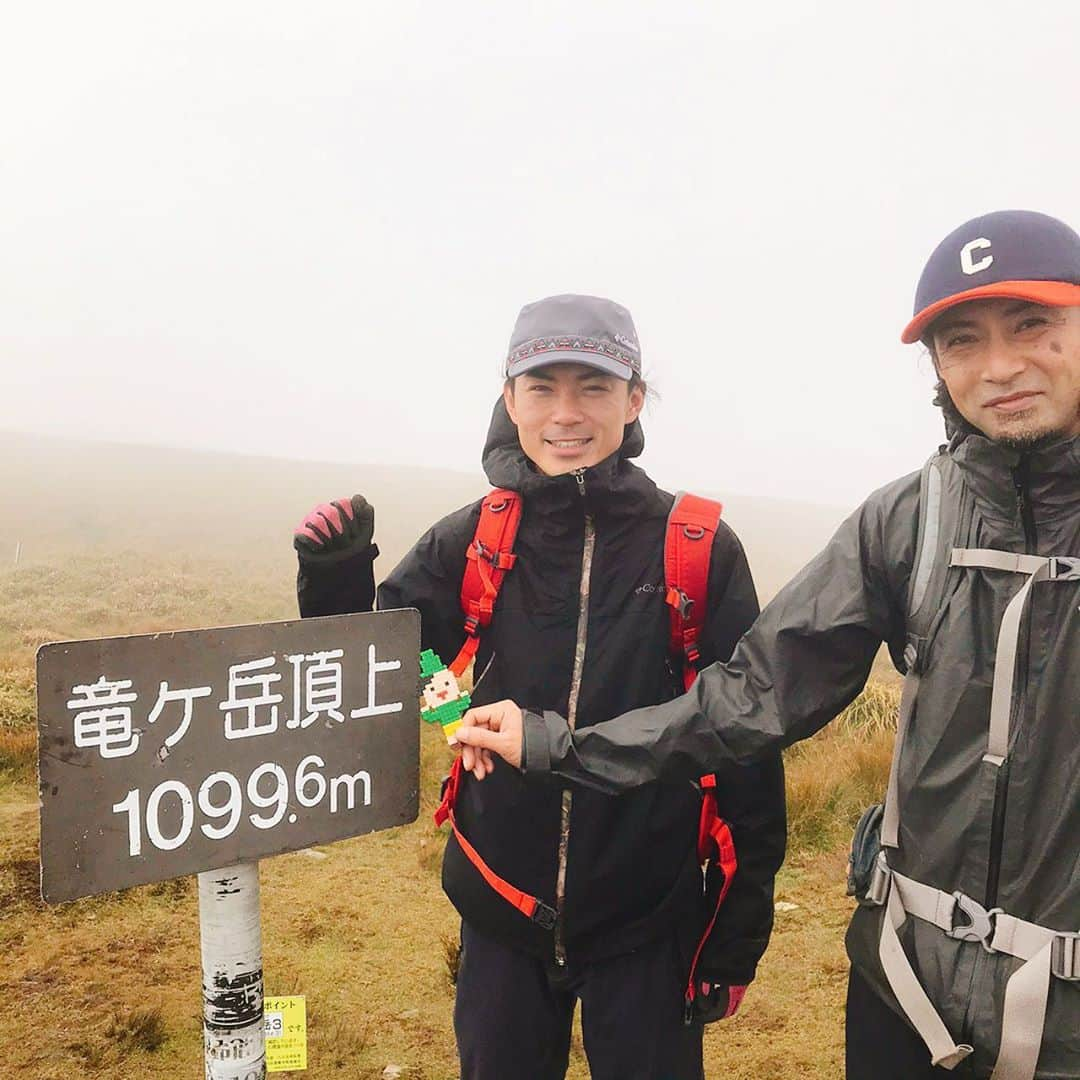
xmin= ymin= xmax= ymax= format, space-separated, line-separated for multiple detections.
xmin=902 ymin=210 xmax=1080 ymax=344
xmin=505 ymin=294 xmax=642 ymax=380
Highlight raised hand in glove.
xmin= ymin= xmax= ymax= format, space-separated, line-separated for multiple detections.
xmin=692 ymin=982 xmax=747 ymax=1024
xmin=293 ymin=495 xmax=376 ymax=563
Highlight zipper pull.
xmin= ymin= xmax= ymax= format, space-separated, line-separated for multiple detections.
xmin=572 ymin=468 xmax=586 ymax=497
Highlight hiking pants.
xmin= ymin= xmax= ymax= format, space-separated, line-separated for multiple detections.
xmin=845 ymin=967 xmax=979 ymax=1079
xmin=454 ymin=921 xmax=705 ymax=1080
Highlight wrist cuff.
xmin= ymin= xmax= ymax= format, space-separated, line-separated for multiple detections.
xmin=522 ymin=710 xmax=550 ymax=774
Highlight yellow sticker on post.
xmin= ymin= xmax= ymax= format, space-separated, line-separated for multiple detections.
xmin=265 ymin=995 xmax=307 ymax=1072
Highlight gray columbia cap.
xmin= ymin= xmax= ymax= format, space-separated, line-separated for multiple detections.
xmin=505 ymin=293 xmax=642 ymax=381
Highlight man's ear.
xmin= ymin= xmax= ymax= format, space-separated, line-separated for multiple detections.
xmin=625 ymin=382 xmax=645 ymax=424
xmin=503 ymin=380 xmax=519 ymax=424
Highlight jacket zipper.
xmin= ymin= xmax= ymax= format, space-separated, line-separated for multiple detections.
xmin=554 ymin=468 xmax=594 ymax=966
xmin=984 ymin=461 xmax=1037 ymax=908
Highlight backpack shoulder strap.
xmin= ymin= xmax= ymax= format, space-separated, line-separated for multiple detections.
xmin=664 ymin=491 xmax=724 ymax=692
xmin=450 ymin=488 xmax=522 ymax=678
xmin=437 ymin=490 xmax=555 ymax=929
xmin=904 ymin=451 xmax=969 ymax=668
xmin=665 ymin=494 xmax=737 ymax=1017
xmin=882 ymin=450 xmax=970 ymax=850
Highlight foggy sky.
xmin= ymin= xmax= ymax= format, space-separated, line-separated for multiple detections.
xmin=2 ymin=1 xmax=1078 ymax=508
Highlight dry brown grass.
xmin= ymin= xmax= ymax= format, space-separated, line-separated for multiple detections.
xmin=0 ymin=552 xmax=901 ymax=1078
xmin=784 ymin=685 xmax=897 ymax=853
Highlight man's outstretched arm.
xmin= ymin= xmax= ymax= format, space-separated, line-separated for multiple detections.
xmin=457 ymin=476 xmax=917 ymax=791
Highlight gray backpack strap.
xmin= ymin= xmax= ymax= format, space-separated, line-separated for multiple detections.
xmin=881 ymin=452 xmax=969 ymax=850
xmin=907 ymin=452 xmax=968 ymax=645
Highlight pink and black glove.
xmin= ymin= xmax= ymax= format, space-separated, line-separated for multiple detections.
xmin=293 ymin=495 xmax=376 ymax=564
xmin=693 ymin=982 xmax=747 ymax=1024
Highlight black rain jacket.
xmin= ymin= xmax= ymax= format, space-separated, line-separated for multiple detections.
xmin=298 ymin=400 xmax=786 ymax=980
xmin=522 ymin=430 xmax=1080 ymax=1077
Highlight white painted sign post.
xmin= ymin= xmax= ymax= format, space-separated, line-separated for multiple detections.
xmin=200 ymin=863 xmax=265 ymax=1079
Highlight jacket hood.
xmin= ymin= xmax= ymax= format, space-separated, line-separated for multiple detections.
xmin=480 ymin=397 xmax=648 ymax=504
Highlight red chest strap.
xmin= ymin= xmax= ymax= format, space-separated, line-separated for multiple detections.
xmin=664 ymin=492 xmax=723 ymax=692
xmin=450 ymin=489 xmax=523 ymax=678
xmin=435 ymin=757 xmax=557 ymax=928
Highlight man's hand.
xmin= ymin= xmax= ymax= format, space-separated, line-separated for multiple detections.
xmin=293 ymin=495 xmax=375 ymax=562
xmin=454 ymin=700 xmax=524 ymax=778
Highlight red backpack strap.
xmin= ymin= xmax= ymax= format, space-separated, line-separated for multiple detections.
xmin=450 ymin=489 xmax=522 ymax=678
xmin=664 ymin=491 xmax=723 ymax=691
xmin=665 ymin=492 xmax=736 ymax=1018
xmin=436 ymin=489 xmax=554 ymax=931
xmin=684 ymin=774 xmax=739 ymax=1018
xmin=434 ymin=757 xmax=557 ymax=929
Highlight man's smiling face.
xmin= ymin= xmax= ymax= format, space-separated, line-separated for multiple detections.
xmin=930 ymin=298 xmax=1080 ymax=448
xmin=503 ymin=362 xmax=645 ymax=476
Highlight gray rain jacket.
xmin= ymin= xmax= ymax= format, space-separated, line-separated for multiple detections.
xmin=522 ymin=431 xmax=1080 ymax=1078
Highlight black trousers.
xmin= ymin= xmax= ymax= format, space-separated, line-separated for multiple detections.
xmin=454 ymin=921 xmax=705 ymax=1080
xmin=845 ymin=967 xmax=979 ymax=1079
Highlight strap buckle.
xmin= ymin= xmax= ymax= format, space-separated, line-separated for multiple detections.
xmin=902 ymin=639 xmax=921 ymax=676
xmin=1047 ymin=556 xmax=1080 ymax=581
xmin=865 ymin=851 xmax=891 ymax=907
xmin=666 ymin=587 xmax=694 ymax=619
xmin=1051 ymin=931 xmax=1080 ymax=980
xmin=471 ymin=540 xmax=515 ymax=570
xmin=947 ymin=892 xmax=1002 ymax=953
xmin=531 ymin=901 xmax=557 ymax=930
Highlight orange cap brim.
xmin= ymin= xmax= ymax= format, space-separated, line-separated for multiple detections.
xmin=901 ymin=280 xmax=1080 ymax=344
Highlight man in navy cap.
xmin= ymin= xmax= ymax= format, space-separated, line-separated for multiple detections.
xmin=457 ymin=212 xmax=1080 ymax=1078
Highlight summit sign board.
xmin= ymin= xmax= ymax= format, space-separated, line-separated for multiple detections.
xmin=37 ymin=609 xmax=420 ymax=903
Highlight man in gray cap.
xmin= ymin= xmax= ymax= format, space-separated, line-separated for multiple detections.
xmin=456 ymin=213 xmax=1080 ymax=1078
xmin=294 ymin=294 xmax=786 ymax=1079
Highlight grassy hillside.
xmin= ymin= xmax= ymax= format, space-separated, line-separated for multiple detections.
xmin=0 ymin=431 xmax=892 ymax=1078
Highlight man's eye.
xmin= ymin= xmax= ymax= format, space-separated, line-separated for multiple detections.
xmin=944 ymin=334 xmax=974 ymax=349
xmin=1016 ymin=316 xmax=1048 ymax=332
xmin=583 ymin=383 xmax=609 ymax=393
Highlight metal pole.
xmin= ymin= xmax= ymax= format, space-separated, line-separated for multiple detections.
xmin=199 ymin=862 xmax=266 ymax=1080
xmin=14 ymin=541 xmax=20 ymax=567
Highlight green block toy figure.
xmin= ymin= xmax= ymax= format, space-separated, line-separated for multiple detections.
xmin=419 ymin=649 xmax=471 ymax=745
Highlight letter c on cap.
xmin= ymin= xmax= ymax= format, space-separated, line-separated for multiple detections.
xmin=960 ymin=238 xmax=994 ymax=276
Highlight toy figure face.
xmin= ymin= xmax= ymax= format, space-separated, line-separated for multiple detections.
xmin=423 ymin=669 xmax=460 ymax=711
xmin=504 ymin=362 xmax=644 ymax=476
